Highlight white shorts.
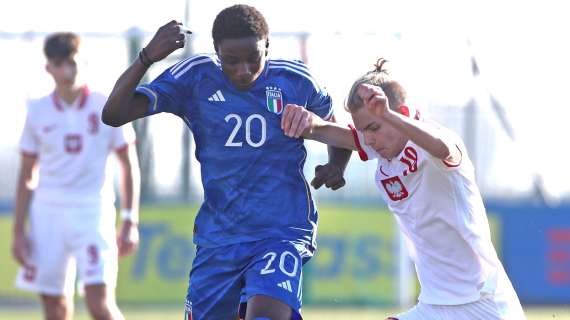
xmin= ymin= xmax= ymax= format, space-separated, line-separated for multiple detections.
xmin=389 ymin=292 xmax=526 ymax=320
xmin=15 ymin=200 xmax=118 ymax=296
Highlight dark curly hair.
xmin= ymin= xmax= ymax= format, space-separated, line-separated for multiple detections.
xmin=212 ymin=4 xmax=269 ymax=49
xmin=44 ymin=32 xmax=80 ymax=60
xmin=346 ymin=58 xmax=407 ymax=113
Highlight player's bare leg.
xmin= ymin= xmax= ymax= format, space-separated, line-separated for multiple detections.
xmin=245 ymin=295 xmax=293 ymax=320
xmin=40 ymin=294 xmax=73 ymax=320
xmin=84 ymin=283 xmax=124 ymax=320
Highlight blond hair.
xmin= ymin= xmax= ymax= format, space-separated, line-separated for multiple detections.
xmin=345 ymin=58 xmax=407 ymax=113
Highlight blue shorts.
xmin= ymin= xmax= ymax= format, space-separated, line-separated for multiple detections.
xmin=185 ymin=239 xmax=312 ymax=320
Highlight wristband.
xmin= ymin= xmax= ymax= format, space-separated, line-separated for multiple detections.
xmin=120 ymin=208 xmax=139 ymax=223
xmin=139 ymin=48 xmax=153 ymax=68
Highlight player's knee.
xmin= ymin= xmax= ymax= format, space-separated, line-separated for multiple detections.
xmin=86 ymin=305 xmax=110 ymax=320
xmin=45 ymin=304 xmax=69 ymax=320
xmin=86 ymin=299 xmax=117 ymax=320
xmin=42 ymin=296 xmax=70 ymax=320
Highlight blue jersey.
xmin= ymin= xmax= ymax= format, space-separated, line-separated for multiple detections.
xmin=136 ymin=54 xmax=333 ymax=250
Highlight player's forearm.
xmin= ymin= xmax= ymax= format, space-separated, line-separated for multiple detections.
xmin=13 ymin=174 xmax=33 ymax=234
xmin=119 ymin=148 xmax=140 ymax=212
xmin=327 ymin=144 xmax=352 ymax=173
xmin=305 ymin=117 xmax=357 ymax=151
xmin=384 ymin=111 xmax=454 ymax=160
xmin=323 ymin=116 xmax=353 ymax=172
xmin=119 ymin=169 xmax=136 ymax=211
xmin=102 ymin=59 xmax=149 ymax=127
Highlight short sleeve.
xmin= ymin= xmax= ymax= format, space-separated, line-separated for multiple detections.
xmin=424 ymin=125 xmax=467 ymax=171
xmin=286 ymin=60 xmax=333 ymax=120
xmin=110 ymin=122 xmax=136 ymax=152
xmin=135 ymin=65 xmax=191 ymax=117
xmin=306 ymin=84 xmax=333 ymax=121
xmin=19 ymin=106 xmax=39 ymax=156
xmin=438 ymin=137 xmax=466 ymax=171
xmin=348 ymin=124 xmax=378 ymax=161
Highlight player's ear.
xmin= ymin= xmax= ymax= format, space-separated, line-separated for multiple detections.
xmin=399 ymin=105 xmax=410 ymax=117
xmin=265 ymin=39 xmax=269 ymax=56
xmin=398 ymin=105 xmax=420 ymax=120
xmin=45 ymin=62 xmax=54 ymax=75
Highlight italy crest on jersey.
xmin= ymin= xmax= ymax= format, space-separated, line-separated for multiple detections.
xmin=266 ymin=86 xmax=283 ymax=114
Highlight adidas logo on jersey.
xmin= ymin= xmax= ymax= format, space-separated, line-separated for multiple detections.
xmin=277 ymin=280 xmax=293 ymax=292
xmin=208 ymin=90 xmax=225 ymax=102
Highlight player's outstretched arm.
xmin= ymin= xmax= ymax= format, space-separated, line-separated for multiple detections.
xmin=11 ymin=154 xmax=37 ymax=267
xmin=102 ymin=20 xmax=189 ymax=127
xmin=358 ymin=84 xmax=460 ymax=162
xmin=115 ymin=144 xmax=141 ymax=257
xmin=281 ymin=104 xmax=356 ymax=150
xmin=315 ymin=115 xmax=353 ymax=190
xmin=281 ymin=104 xmax=355 ymax=190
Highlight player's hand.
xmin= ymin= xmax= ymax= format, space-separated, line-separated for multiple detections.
xmin=117 ymin=220 xmax=139 ymax=257
xmin=281 ymin=104 xmax=313 ymax=138
xmin=11 ymin=230 xmax=30 ymax=267
xmin=311 ymin=163 xmax=346 ymax=190
xmin=357 ymin=83 xmax=389 ymax=118
xmin=144 ymin=20 xmax=191 ymax=63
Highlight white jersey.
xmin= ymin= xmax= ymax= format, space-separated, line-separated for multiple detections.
xmin=352 ymin=125 xmax=519 ymax=305
xmin=19 ymin=86 xmax=135 ymax=206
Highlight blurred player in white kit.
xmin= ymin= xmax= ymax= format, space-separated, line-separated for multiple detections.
xmin=281 ymin=58 xmax=526 ymax=320
xmin=11 ymin=32 xmax=140 ymax=320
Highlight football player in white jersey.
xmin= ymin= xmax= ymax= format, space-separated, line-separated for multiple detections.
xmin=11 ymin=32 xmax=140 ymax=320
xmin=281 ymin=59 xmax=526 ymax=320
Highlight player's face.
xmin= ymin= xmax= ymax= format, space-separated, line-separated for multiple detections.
xmin=216 ymin=37 xmax=268 ymax=91
xmin=352 ymin=106 xmax=407 ymax=159
xmin=46 ymin=54 xmax=79 ymax=87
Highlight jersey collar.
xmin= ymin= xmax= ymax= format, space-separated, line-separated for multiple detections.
xmin=52 ymin=85 xmax=90 ymax=111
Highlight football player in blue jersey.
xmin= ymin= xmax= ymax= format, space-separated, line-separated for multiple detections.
xmin=102 ymin=4 xmax=350 ymax=320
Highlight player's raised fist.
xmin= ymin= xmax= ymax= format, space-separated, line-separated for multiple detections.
xmin=357 ymin=83 xmax=389 ymax=118
xmin=144 ymin=20 xmax=191 ymax=63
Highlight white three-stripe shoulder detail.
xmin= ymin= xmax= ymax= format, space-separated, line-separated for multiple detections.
xmin=170 ymin=55 xmax=215 ymax=79
xmin=170 ymin=54 xmax=210 ymax=73
xmin=268 ymin=64 xmax=319 ymax=90
xmin=269 ymin=60 xmax=313 ymax=78
xmin=270 ymin=59 xmax=311 ymax=72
